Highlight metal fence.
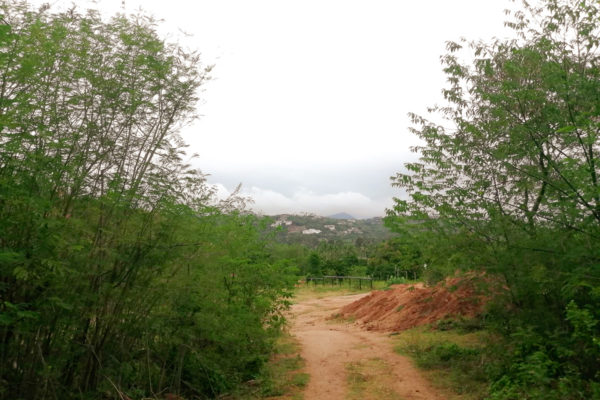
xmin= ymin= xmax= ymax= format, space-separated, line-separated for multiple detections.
xmin=305 ymin=275 xmax=373 ymax=289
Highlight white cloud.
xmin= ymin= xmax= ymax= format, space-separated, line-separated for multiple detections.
xmin=207 ymin=182 xmax=398 ymax=217
xmin=236 ymin=186 xmax=393 ymax=218
xmin=211 ymin=183 xmax=233 ymax=201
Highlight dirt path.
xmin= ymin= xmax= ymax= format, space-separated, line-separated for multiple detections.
xmin=289 ymin=292 xmax=446 ymax=400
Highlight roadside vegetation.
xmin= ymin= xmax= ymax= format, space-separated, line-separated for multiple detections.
xmin=295 ymin=280 xmax=387 ymax=301
xmin=346 ymin=358 xmax=402 ymax=400
xmin=0 ymin=3 xmax=296 ymax=399
xmin=392 ymin=322 xmax=492 ymax=400
xmin=232 ymin=333 xmax=308 ymax=400
xmin=386 ymin=0 xmax=600 ymax=398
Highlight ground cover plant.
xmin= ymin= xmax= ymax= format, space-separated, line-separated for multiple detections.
xmin=393 ymin=323 xmax=492 ymax=400
xmin=256 ymin=333 xmax=308 ymax=400
xmin=345 ymin=358 xmax=403 ymax=400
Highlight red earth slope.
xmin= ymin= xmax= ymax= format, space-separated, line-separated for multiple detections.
xmin=340 ymin=276 xmax=487 ymax=332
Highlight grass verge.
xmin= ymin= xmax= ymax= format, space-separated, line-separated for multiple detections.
xmin=346 ymin=358 xmax=403 ymax=400
xmin=391 ymin=321 xmax=492 ymax=400
xmin=293 ymin=280 xmax=387 ymax=301
xmin=229 ymin=332 xmax=307 ymax=400
xmin=261 ymin=332 xmax=308 ymax=399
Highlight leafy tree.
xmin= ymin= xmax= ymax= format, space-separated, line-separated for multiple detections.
xmin=367 ymin=237 xmax=423 ymax=280
xmin=313 ymin=239 xmax=361 ymax=276
xmin=307 ymin=252 xmax=322 ymax=275
xmin=0 ymin=3 xmax=294 ymax=399
xmin=387 ymin=0 xmax=600 ymax=397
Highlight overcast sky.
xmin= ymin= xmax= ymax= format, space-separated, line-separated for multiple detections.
xmin=31 ymin=0 xmax=517 ymax=217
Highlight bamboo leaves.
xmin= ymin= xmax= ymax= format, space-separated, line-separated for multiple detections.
xmin=0 ymin=3 xmax=293 ymax=399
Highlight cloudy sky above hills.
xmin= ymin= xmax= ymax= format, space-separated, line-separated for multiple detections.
xmin=30 ymin=0 xmax=516 ymax=217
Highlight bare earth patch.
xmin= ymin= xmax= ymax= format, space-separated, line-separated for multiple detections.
xmin=340 ymin=277 xmax=488 ymax=332
xmin=289 ymin=292 xmax=446 ymax=400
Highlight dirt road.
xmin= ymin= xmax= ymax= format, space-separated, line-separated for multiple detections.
xmin=289 ymin=292 xmax=446 ymax=400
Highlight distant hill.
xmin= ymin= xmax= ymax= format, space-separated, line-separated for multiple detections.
xmin=267 ymin=213 xmax=396 ymax=247
xmin=327 ymin=212 xmax=355 ymax=220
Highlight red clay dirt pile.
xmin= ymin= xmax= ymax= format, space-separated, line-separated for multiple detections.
xmin=339 ymin=276 xmax=488 ymax=332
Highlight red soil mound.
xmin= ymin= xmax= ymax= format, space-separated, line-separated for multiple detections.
xmin=339 ymin=276 xmax=487 ymax=332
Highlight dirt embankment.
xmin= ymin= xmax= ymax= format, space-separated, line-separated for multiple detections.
xmin=340 ymin=277 xmax=487 ymax=332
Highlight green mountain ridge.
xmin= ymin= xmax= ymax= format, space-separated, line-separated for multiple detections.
xmin=267 ymin=213 xmax=396 ymax=247
xmin=327 ymin=212 xmax=355 ymax=219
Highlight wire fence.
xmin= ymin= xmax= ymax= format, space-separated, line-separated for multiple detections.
xmin=305 ymin=275 xmax=373 ymax=289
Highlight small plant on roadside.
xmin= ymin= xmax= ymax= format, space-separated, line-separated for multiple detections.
xmin=394 ymin=325 xmax=492 ymax=400
xmin=290 ymin=373 xmax=310 ymax=388
xmin=386 ymin=277 xmax=410 ymax=285
xmin=239 ymin=333 xmax=308 ymax=399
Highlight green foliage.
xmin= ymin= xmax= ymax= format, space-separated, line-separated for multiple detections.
xmin=230 ymin=332 xmax=307 ymax=400
xmin=270 ymin=214 xmax=396 ymax=248
xmin=387 ymin=0 xmax=600 ymax=397
xmin=385 ymin=277 xmax=412 ymax=286
xmin=367 ymin=236 xmax=424 ymax=280
xmin=345 ymin=358 xmax=404 ymax=400
xmin=301 ymin=239 xmax=364 ymax=277
xmin=0 ymin=2 xmax=294 ymax=399
xmin=416 ymin=342 xmax=480 ymax=368
xmin=348 ymin=264 xmax=368 ymax=276
xmin=393 ymin=325 xmax=491 ymax=399
xmin=308 ymin=251 xmax=322 ymax=275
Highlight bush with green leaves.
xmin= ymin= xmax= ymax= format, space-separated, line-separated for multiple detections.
xmin=0 ymin=2 xmax=294 ymax=399
xmin=367 ymin=237 xmax=424 ymax=280
xmin=387 ymin=0 xmax=600 ymax=397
